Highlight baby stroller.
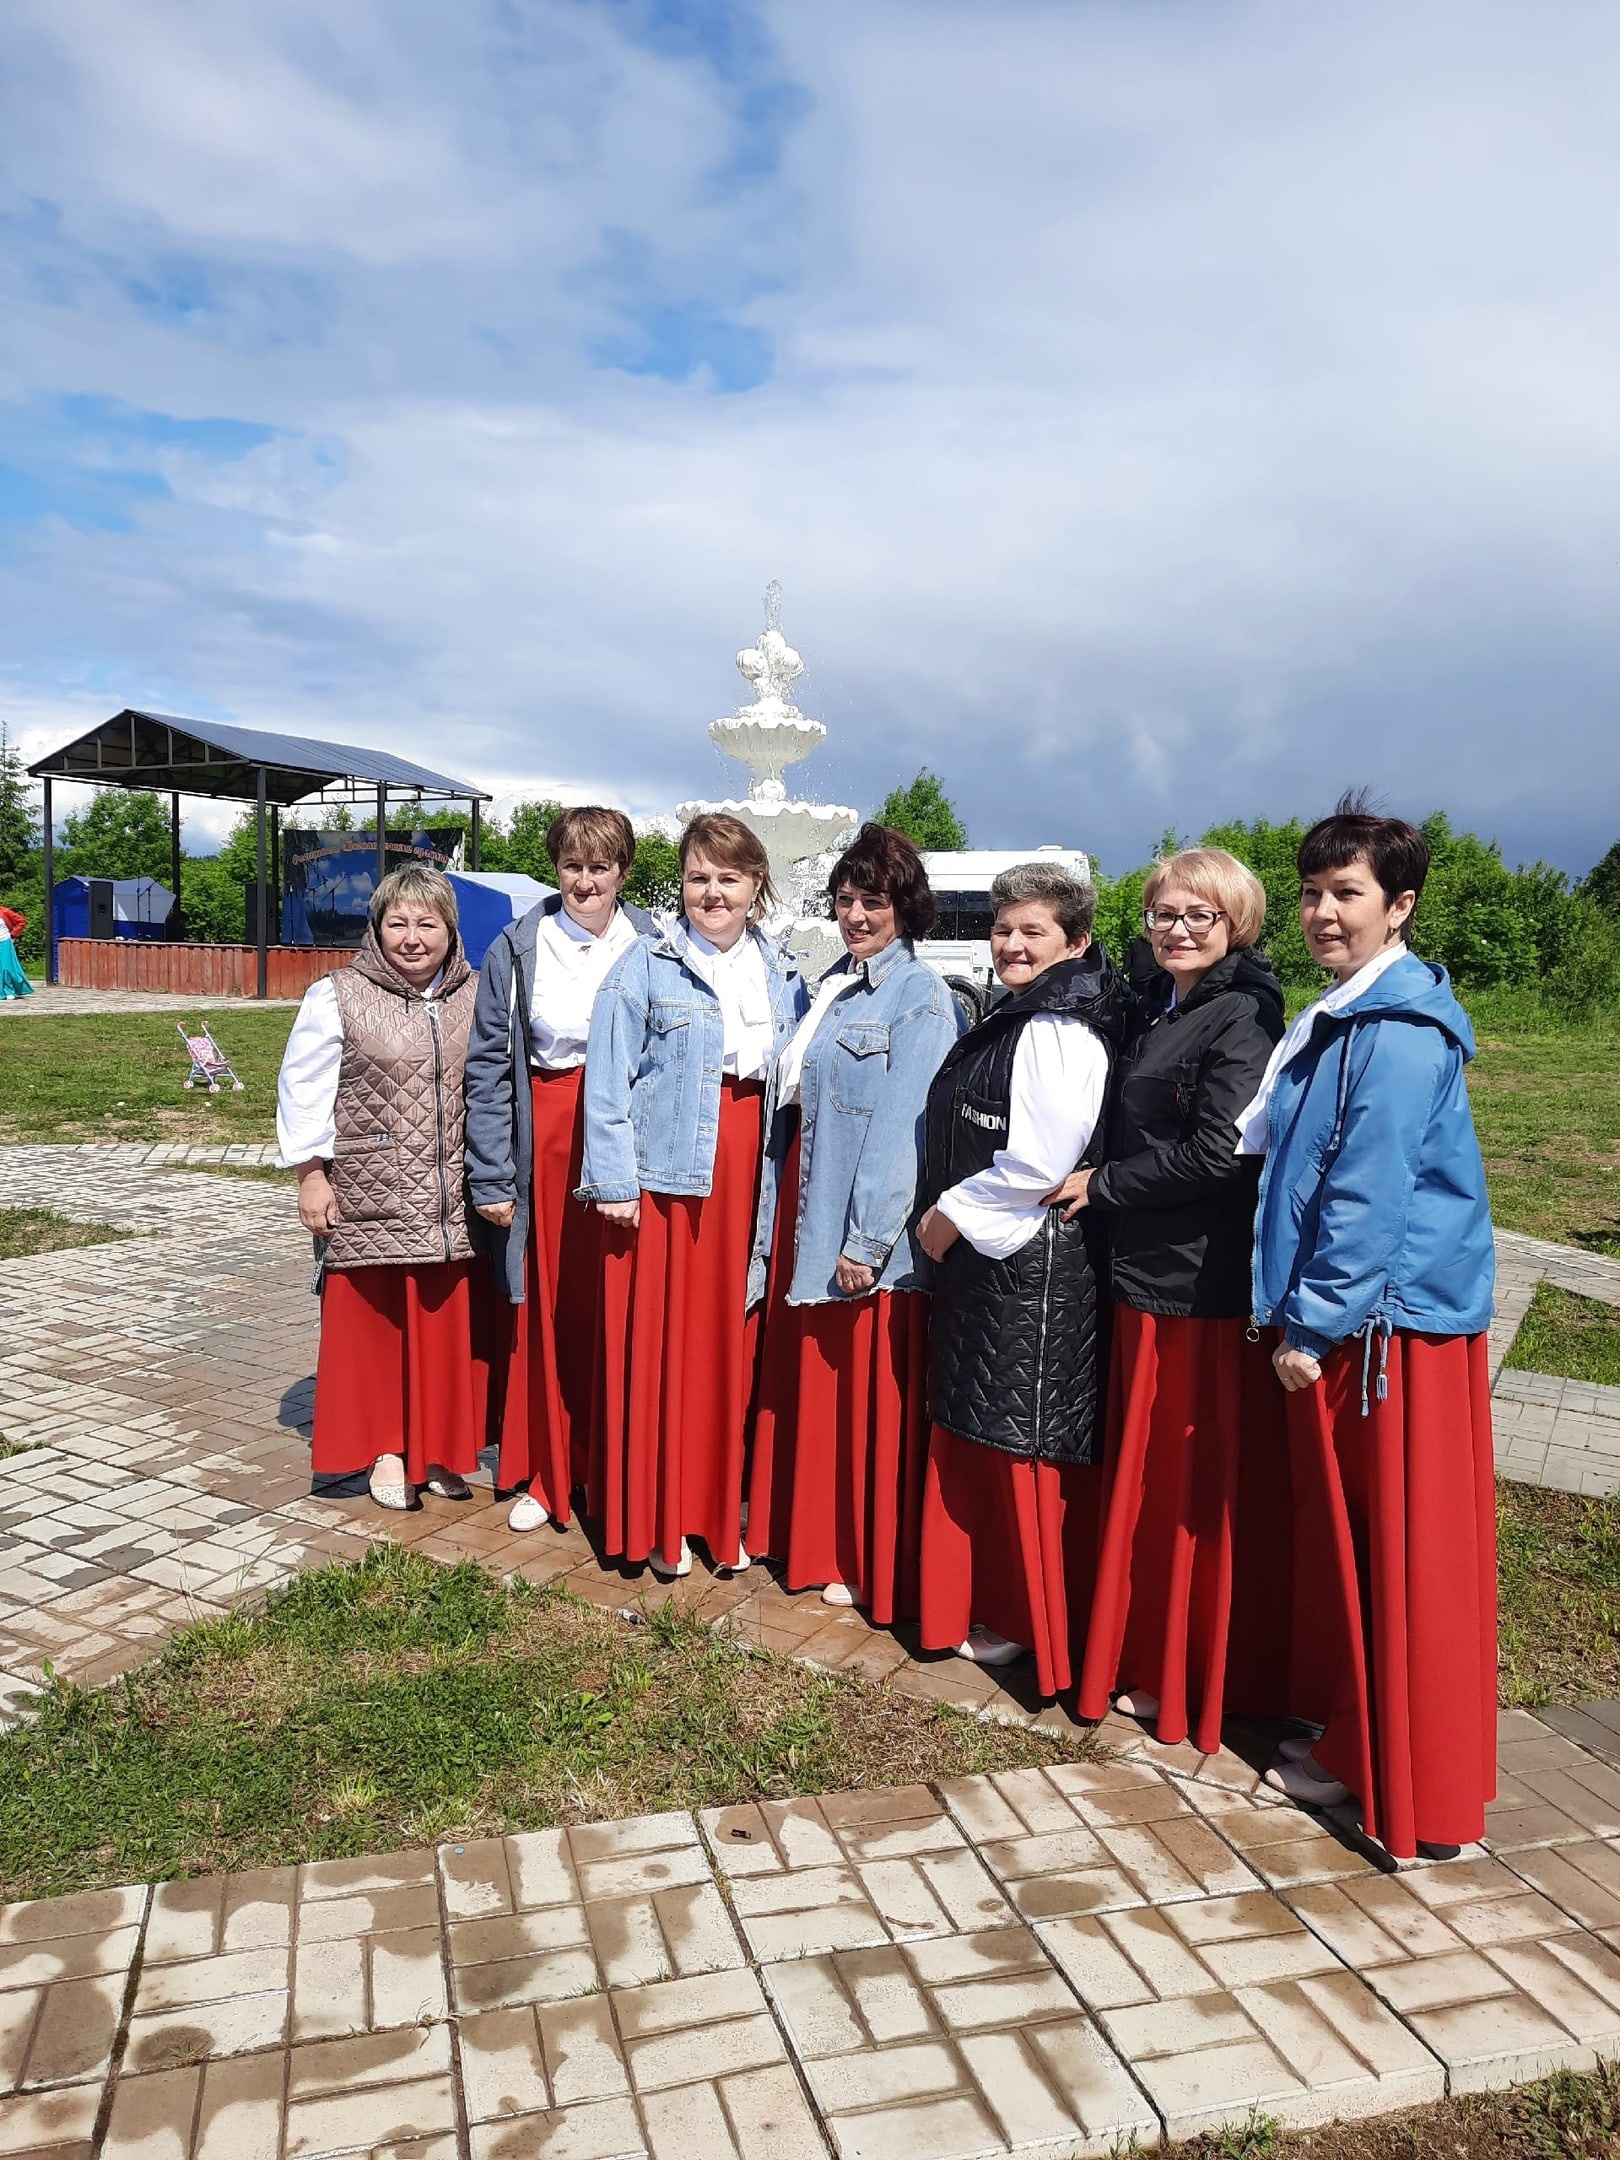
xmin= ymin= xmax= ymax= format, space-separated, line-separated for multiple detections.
xmin=178 ymin=1022 xmax=246 ymax=1093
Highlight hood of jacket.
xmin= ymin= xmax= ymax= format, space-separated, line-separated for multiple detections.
xmin=1332 ymin=949 xmax=1476 ymax=1058
xmin=349 ymin=924 xmax=473 ymax=1003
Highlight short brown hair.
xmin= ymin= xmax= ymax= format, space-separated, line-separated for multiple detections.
xmin=679 ymin=812 xmax=778 ymax=920
xmin=1143 ymin=848 xmax=1267 ymax=949
xmin=547 ymin=806 xmax=635 ymax=875
xmin=827 ymin=823 xmax=937 ymax=939
xmin=989 ymin=862 xmax=1096 ymax=943
xmin=370 ymin=861 xmax=459 ymax=938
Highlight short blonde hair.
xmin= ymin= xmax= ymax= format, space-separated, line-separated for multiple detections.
xmin=370 ymin=861 xmax=459 ymax=938
xmin=1143 ymin=848 xmax=1266 ymax=949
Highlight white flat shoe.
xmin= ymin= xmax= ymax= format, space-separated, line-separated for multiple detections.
xmin=508 ymin=1493 xmax=549 ymax=1532
xmin=957 ymin=1625 xmax=1025 ymax=1668
xmin=1114 ymin=1691 xmax=1160 ymax=1721
xmin=821 ymin=1582 xmax=855 ymax=1608
xmin=1265 ymin=1755 xmax=1352 ymax=1808
xmin=425 ymin=1469 xmax=472 ymax=1500
xmin=369 ymin=1460 xmax=412 ymax=1512
xmin=723 ymin=1543 xmax=750 ymax=1575
xmin=648 ymin=1540 xmax=693 ymax=1580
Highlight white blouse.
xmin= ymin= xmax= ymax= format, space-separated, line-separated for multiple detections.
xmin=776 ymin=968 xmax=859 ymax=1109
xmin=274 ymin=967 xmax=446 ymax=1167
xmin=936 ymin=1014 xmax=1109 ymax=1260
xmin=1233 ymin=940 xmax=1408 ymax=1155
xmin=529 ymin=906 xmax=639 ymax=1071
xmin=684 ymin=925 xmax=775 ymax=1080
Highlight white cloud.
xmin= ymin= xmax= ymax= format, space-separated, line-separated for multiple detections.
xmin=2 ymin=0 xmax=1618 ymax=874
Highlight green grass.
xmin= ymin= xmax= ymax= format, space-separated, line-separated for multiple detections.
xmin=0 ymin=1544 xmax=1099 ymax=1902
xmin=1504 ymin=1281 xmax=1620 ymax=1387
xmin=1467 ymin=1020 xmax=1620 ymax=1254
xmin=0 ymin=1205 xmax=136 ymax=1261
xmin=0 ymin=1010 xmax=290 ymax=1146
xmin=1496 ymin=1480 xmax=1620 ymax=1706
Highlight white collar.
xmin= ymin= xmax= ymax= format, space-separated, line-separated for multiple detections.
xmin=688 ymin=924 xmax=754 ymax=963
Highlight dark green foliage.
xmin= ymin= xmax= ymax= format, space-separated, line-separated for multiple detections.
xmin=57 ymin=789 xmax=176 ymax=883
xmin=1584 ymin=841 xmax=1620 ymax=920
xmin=0 ymin=724 xmax=38 ymax=884
xmin=876 ymin=768 xmax=968 ymax=850
xmin=625 ymin=830 xmax=682 ymax=912
xmin=502 ymin=798 xmax=567 ymax=882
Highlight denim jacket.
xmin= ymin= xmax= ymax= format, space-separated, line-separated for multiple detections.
xmin=578 ymin=918 xmax=806 ymax=1201
xmin=464 ymin=893 xmax=656 ymax=1301
xmin=747 ymin=939 xmax=964 ymax=1307
xmin=1252 ymin=951 xmax=1495 ymax=1400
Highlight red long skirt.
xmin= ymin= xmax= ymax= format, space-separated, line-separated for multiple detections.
xmin=312 ymin=1260 xmax=490 ymax=1484
xmin=1077 ymin=1309 xmax=1295 ymax=1752
xmin=918 ymin=1423 xmax=1101 ymax=1699
xmin=496 ymin=1068 xmax=602 ymax=1520
xmin=1285 ymin=1330 xmax=1498 ymax=1858
xmin=589 ymin=1077 xmax=765 ymax=1571
xmin=746 ymin=1128 xmax=930 ymax=1620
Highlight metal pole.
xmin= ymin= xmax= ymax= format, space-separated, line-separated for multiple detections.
xmin=256 ymin=767 xmax=268 ymax=999
xmin=376 ymin=783 xmax=387 ymax=891
xmin=470 ymin=798 xmax=481 ymax=872
xmin=170 ymin=792 xmax=182 ymax=939
xmin=42 ymin=776 xmax=55 ymax=986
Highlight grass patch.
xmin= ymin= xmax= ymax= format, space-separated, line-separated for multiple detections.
xmin=0 ymin=1010 xmax=291 ymax=1146
xmin=1504 ymin=1281 xmax=1620 ymax=1387
xmin=0 ymin=1205 xmax=136 ymax=1261
xmin=0 ymin=1544 xmax=1099 ymax=1902
xmin=1467 ymin=1023 xmax=1620 ymax=1254
xmin=1168 ymin=2058 xmax=1620 ymax=2156
xmin=1496 ymin=1479 xmax=1620 ymax=1706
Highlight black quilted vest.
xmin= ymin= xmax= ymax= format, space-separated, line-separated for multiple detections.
xmin=920 ymin=947 xmax=1125 ymax=1465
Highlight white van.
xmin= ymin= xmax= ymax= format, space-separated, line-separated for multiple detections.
xmin=917 ymin=845 xmax=1093 ymax=997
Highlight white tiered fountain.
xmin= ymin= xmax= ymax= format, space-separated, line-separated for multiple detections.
xmin=677 ymin=584 xmax=857 ymax=970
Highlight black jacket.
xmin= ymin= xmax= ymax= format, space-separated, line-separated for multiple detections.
xmin=1089 ymin=947 xmax=1285 ymax=1318
xmin=920 ymin=947 xmax=1127 ymax=1465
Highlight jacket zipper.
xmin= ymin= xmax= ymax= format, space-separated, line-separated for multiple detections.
xmin=1031 ymin=1208 xmax=1057 ymax=1455
xmin=429 ymin=1001 xmax=451 ymax=1261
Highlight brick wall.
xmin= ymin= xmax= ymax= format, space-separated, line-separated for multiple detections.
xmin=58 ymin=939 xmax=345 ymax=998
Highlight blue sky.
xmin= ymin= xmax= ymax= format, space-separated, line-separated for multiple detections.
xmin=2 ymin=0 xmax=1617 ymax=873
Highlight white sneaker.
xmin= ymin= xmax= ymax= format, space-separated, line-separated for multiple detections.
xmin=649 ymin=1540 xmax=693 ymax=1580
xmin=957 ymin=1625 xmax=1025 ymax=1668
xmin=508 ymin=1493 xmax=549 ymax=1532
xmin=425 ymin=1468 xmax=472 ymax=1500
xmin=724 ymin=1543 xmax=750 ymax=1575
xmin=1264 ymin=1755 xmax=1352 ymax=1808
xmin=821 ymin=1582 xmax=855 ymax=1608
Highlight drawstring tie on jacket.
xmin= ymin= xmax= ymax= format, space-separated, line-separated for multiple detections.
xmin=1357 ymin=1316 xmax=1392 ymax=1417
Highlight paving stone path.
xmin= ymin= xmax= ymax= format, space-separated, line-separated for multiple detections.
xmin=2 ymin=1148 xmax=1620 ymax=2152
xmin=4 ymin=1711 xmax=1620 ymax=2158
xmin=0 ymin=988 xmax=300 ymax=1016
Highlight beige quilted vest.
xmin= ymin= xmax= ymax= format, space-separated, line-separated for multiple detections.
xmin=326 ymin=932 xmax=478 ymax=1272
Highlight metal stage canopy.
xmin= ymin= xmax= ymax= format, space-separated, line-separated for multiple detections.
xmin=29 ymin=710 xmax=492 ymax=995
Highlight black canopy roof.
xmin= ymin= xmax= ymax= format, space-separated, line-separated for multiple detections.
xmin=29 ymin=710 xmax=490 ymax=808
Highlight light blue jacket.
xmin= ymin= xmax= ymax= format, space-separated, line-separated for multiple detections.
xmin=747 ymin=939 xmax=965 ymax=1308
xmin=578 ymin=918 xmax=806 ymax=1201
xmin=1252 ymin=951 xmax=1495 ymax=1397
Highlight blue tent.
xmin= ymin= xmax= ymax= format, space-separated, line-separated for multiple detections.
xmin=446 ymin=873 xmax=556 ymax=967
xmin=53 ymin=876 xmax=175 ymax=943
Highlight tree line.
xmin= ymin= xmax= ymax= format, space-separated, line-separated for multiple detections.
xmin=4 ymin=728 xmax=1618 ymax=1010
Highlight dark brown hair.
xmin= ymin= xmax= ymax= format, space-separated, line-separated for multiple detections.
xmin=1297 ymin=790 xmax=1429 ymax=943
xmin=546 ymin=806 xmax=635 ymax=875
xmin=678 ymin=812 xmax=778 ymax=920
xmin=826 ymin=823 xmax=937 ymax=939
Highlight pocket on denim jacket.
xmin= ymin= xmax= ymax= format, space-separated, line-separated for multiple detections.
xmin=830 ymin=1021 xmax=889 ymax=1113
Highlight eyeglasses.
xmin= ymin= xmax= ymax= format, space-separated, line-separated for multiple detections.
xmin=1144 ymin=906 xmax=1225 ymax=935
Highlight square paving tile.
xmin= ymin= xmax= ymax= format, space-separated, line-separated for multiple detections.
xmin=445 ymin=1819 xmax=743 ymax=2006
xmin=284 ymin=2023 xmax=457 ymax=2159
xmin=766 ymin=1922 xmax=1155 ymax=2159
xmin=703 ymin=1790 xmax=1010 ymax=1960
xmin=1039 ymin=1891 xmax=1439 ymax=2137
xmin=1288 ymin=1854 xmax=1620 ymax=2090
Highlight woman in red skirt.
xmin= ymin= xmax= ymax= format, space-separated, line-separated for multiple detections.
xmin=913 ymin=863 xmax=1126 ymax=1697
xmin=1047 ymin=849 xmax=1288 ymax=1751
xmin=746 ymin=825 xmax=962 ymax=1615
xmin=276 ymin=864 xmax=489 ymax=1511
xmin=578 ymin=814 xmax=806 ymax=1579
xmin=465 ymin=809 xmax=654 ymax=1532
xmin=1245 ymin=795 xmax=1498 ymax=1858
